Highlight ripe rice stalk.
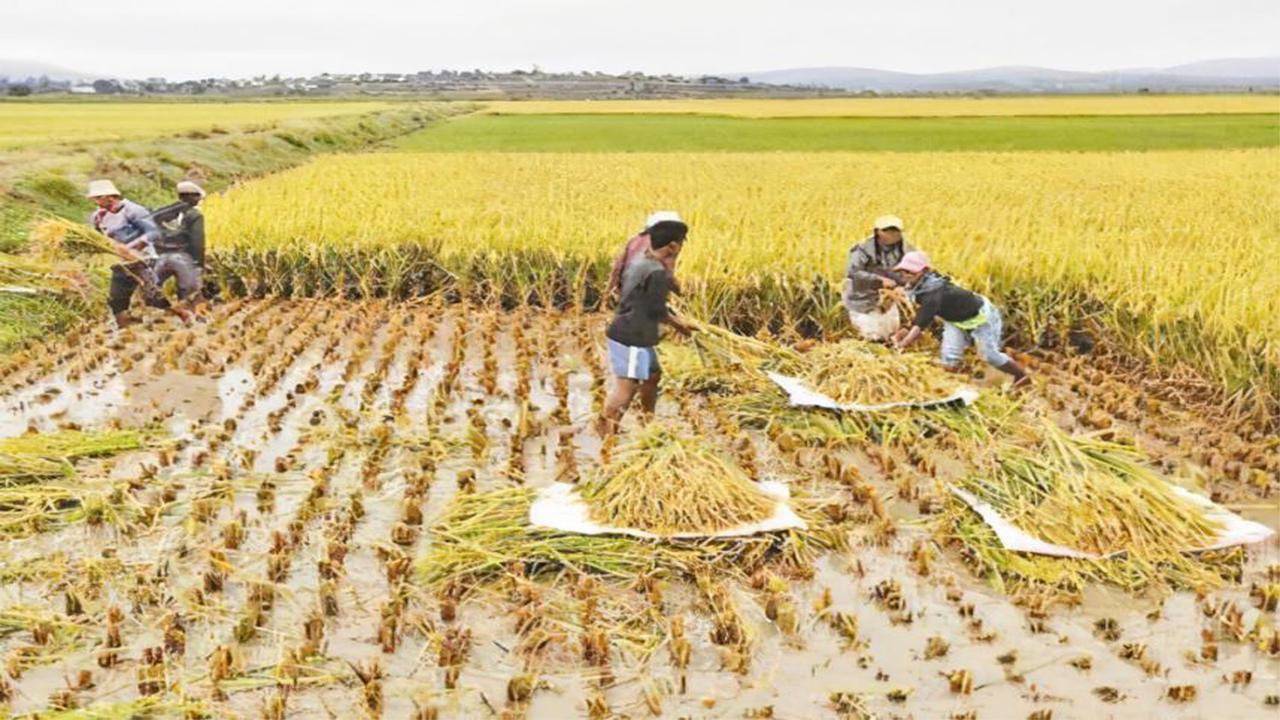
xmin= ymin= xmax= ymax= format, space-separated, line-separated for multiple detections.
xmin=0 ymin=252 xmax=96 ymax=299
xmin=579 ymin=425 xmax=777 ymax=536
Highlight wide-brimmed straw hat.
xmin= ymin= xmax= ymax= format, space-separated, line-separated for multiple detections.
xmin=86 ymin=179 xmax=121 ymax=198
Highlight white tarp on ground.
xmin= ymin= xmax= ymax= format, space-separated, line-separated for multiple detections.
xmin=949 ymin=485 xmax=1275 ymax=559
xmin=766 ymin=371 xmax=979 ymax=413
xmin=528 ymin=480 xmax=807 ymax=540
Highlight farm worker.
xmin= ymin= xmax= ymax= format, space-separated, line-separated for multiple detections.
xmin=607 ymin=210 xmax=684 ymax=302
xmin=841 ymin=214 xmax=915 ymax=341
xmin=596 ymin=219 xmax=696 ymax=436
xmin=86 ymin=179 xmax=189 ymax=327
xmin=150 ymin=180 xmax=207 ymax=312
xmin=891 ymin=251 xmax=1031 ymax=388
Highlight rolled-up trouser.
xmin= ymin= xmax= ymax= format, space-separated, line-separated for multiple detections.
xmin=108 ymin=261 xmax=170 ymax=315
xmin=940 ymin=299 xmax=1012 ymax=369
xmin=154 ymin=251 xmax=203 ymax=301
xmin=847 ymin=305 xmax=901 ymax=342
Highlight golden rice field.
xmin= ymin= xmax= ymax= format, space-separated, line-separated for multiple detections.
xmin=481 ymin=94 xmax=1280 ymax=117
xmin=204 ymin=148 xmax=1280 ymax=414
xmin=3 ymin=96 xmax=1280 ymax=719
xmin=0 ymin=100 xmax=401 ymax=149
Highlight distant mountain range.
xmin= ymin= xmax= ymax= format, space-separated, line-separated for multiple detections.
xmin=4 ymin=56 xmax=1279 ymax=93
xmin=741 ymin=57 xmax=1279 ymax=92
xmin=0 ymin=59 xmax=98 ymax=82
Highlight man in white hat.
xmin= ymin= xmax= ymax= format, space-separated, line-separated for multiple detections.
xmin=840 ymin=214 xmax=916 ymax=341
xmin=150 ymin=180 xmax=207 ymax=312
xmin=86 ymin=179 xmax=189 ymax=327
xmin=606 ymin=210 xmax=685 ymax=302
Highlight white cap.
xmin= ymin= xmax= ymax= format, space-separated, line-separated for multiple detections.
xmin=873 ymin=214 xmax=904 ymax=231
xmin=644 ymin=210 xmax=683 ymax=231
xmin=86 ymin=179 xmax=121 ymax=198
xmin=176 ymin=180 xmax=205 ymax=197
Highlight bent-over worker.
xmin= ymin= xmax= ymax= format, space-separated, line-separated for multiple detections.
xmin=891 ymin=251 xmax=1031 ymax=389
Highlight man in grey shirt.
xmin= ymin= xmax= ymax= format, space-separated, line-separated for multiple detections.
xmin=841 ymin=214 xmax=916 ymax=341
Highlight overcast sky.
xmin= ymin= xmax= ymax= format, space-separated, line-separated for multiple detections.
xmin=3 ymin=0 xmax=1277 ymax=79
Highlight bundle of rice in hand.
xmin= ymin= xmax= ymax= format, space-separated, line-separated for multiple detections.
xmin=798 ymin=340 xmax=961 ymax=406
xmin=32 ymin=217 xmax=140 ymax=263
xmin=580 ymin=424 xmax=778 ymax=536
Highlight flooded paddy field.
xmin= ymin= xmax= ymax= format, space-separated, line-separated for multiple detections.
xmin=0 ymin=299 xmax=1275 ymax=719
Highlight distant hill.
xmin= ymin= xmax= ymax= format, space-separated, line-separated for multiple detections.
xmin=742 ymin=57 xmax=1280 ymax=92
xmin=0 ymin=59 xmax=98 ymax=82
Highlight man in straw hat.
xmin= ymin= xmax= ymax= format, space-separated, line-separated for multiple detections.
xmin=596 ymin=218 xmax=696 ymax=436
xmin=150 ymin=181 xmax=207 ymax=313
xmin=890 ymin=250 xmax=1031 ymax=389
xmin=607 ymin=210 xmax=685 ymax=302
xmin=842 ymin=214 xmax=915 ymax=341
xmin=86 ymin=179 xmax=189 ymax=327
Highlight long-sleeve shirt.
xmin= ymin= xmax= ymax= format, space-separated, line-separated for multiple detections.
xmin=606 ymin=255 xmax=674 ymax=347
xmin=151 ymin=202 xmax=206 ymax=266
xmin=90 ymin=199 xmax=159 ymax=258
xmin=910 ymin=274 xmax=984 ymax=329
xmin=841 ymin=236 xmax=915 ymax=314
xmin=608 ymin=233 xmax=678 ymax=298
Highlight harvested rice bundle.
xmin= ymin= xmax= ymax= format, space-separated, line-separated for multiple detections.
xmin=0 ymin=429 xmax=152 ymax=486
xmin=579 ymin=425 xmax=777 ymax=535
xmin=420 ymin=486 xmax=841 ymax=590
xmin=942 ymin=420 xmax=1237 ymax=596
xmin=421 ymin=488 xmax=664 ymax=585
xmin=796 ymin=341 xmax=961 ymax=406
xmin=0 ymin=253 xmax=94 ymax=297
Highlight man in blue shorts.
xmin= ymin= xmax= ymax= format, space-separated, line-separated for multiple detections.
xmin=595 ymin=219 xmax=695 ymax=436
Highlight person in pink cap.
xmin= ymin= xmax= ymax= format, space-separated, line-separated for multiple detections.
xmin=890 ymin=251 xmax=1030 ymax=389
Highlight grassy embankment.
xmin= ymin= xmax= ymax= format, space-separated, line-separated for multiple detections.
xmin=0 ymin=101 xmax=470 ymax=349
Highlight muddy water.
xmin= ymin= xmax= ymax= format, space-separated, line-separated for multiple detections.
xmin=0 ymin=300 xmax=1275 ymax=719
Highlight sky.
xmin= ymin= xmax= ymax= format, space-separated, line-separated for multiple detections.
xmin=2 ymin=0 xmax=1278 ymax=80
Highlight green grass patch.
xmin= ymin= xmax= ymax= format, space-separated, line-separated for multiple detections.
xmin=395 ymin=113 xmax=1280 ymax=153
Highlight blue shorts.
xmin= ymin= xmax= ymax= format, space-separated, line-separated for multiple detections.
xmin=607 ymin=338 xmax=660 ymax=380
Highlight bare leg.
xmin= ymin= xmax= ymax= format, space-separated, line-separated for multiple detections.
xmin=637 ymin=371 xmax=661 ymax=419
xmin=997 ymin=359 xmax=1032 ymax=390
xmin=595 ymin=378 xmax=640 ymax=437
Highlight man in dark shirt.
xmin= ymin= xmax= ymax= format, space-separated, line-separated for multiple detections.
xmin=151 ymin=180 xmax=206 ymax=313
xmin=891 ymin=251 xmax=1030 ymax=388
xmin=596 ymin=220 xmax=695 ymax=436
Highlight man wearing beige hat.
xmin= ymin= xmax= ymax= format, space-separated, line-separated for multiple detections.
xmin=841 ymin=214 xmax=916 ymax=341
xmin=151 ymin=180 xmax=207 ymax=311
xmin=86 ymin=179 xmax=188 ymax=327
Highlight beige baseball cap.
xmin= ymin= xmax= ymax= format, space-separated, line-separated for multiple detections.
xmin=873 ymin=214 xmax=905 ymax=231
xmin=176 ymin=180 xmax=205 ymax=196
xmin=86 ymin=179 xmax=121 ymax=198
